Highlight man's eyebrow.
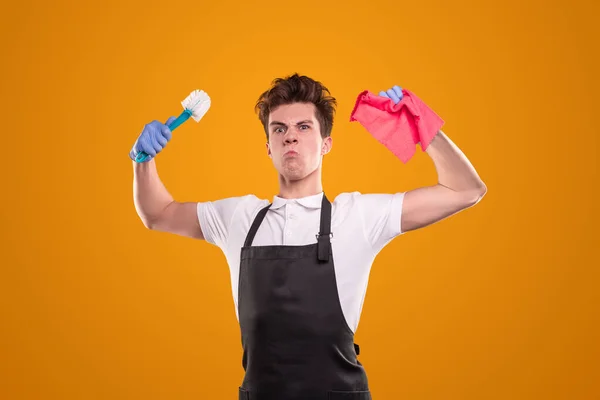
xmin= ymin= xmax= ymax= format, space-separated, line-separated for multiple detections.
xmin=269 ymin=120 xmax=313 ymax=126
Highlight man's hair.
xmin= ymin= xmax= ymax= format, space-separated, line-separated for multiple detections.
xmin=255 ymin=73 xmax=337 ymax=141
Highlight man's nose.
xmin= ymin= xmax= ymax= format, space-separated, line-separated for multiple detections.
xmin=284 ymin=130 xmax=298 ymax=144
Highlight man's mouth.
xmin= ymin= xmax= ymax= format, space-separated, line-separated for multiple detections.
xmin=284 ymin=150 xmax=298 ymax=156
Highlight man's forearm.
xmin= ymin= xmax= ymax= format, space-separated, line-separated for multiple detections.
xmin=425 ymin=130 xmax=486 ymax=194
xmin=133 ymin=159 xmax=174 ymax=227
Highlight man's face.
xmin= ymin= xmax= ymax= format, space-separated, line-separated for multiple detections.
xmin=266 ymin=102 xmax=332 ymax=181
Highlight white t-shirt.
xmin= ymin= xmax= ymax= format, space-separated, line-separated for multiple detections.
xmin=196 ymin=191 xmax=405 ymax=333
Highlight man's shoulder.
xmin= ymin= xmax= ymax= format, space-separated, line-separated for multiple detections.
xmin=331 ymin=191 xmax=405 ymax=215
xmin=332 ymin=191 xmax=362 ymax=201
xmin=205 ymin=193 xmax=270 ymax=206
xmin=227 ymin=193 xmax=270 ymax=204
xmin=238 ymin=194 xmax=271 ymax=211
xmin=196 ymin=194 xmax=270 ymax=217
xmin=331 ymin=191 xmax=369 ymax=207
xmin=330 ymin=192 xmax=367 ymax=220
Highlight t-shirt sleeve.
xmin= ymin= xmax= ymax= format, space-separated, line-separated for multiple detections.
xmin=196 ymin=196 xmax=247 ymax=249
xmin=357 ymin=192 xmax=405 ymax=254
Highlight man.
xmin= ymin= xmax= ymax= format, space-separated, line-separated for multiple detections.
xmin=131 ymin=73 xmax=486 ymax=400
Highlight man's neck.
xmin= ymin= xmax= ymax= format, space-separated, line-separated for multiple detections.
xmin=277 ymin=168 xmax=323 ymax=199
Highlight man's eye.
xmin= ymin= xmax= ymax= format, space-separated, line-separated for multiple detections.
xmin=275 ymin=127 xmax=284 ymax=133
xmin=300 ymin=125 xmax=309 ymax=130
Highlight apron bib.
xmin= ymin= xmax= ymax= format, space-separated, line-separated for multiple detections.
xmin=237 ymin=194 xmax=371 ymax=400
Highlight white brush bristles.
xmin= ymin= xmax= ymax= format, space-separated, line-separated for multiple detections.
xmin=181 ymin=89 xmax=211 ymax=122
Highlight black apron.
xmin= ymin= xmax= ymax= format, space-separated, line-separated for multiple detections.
xmin=237 ymin=194 xmax=372 ymax=400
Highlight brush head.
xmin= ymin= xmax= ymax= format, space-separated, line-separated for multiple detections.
xmin=181 ymin=89 xmax=211 ymax=122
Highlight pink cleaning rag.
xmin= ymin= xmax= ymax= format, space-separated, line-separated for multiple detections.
xmin=349 ymin=89 xmax=444 ymax=163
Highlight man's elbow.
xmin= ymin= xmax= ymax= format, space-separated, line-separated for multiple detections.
xmin=138 ymin=212 xmax=161 ymax=230
xmin=139 ymin=216 xmax=154 ymax=230
xmin=465 ymin=182 xmax=487 ymax=207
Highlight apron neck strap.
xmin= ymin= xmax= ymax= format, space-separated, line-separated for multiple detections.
xmin=243 ymin=193 xmax=332 ymax=261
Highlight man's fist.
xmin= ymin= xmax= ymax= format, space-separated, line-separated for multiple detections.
xmin=129 ymin=116 xmax=177 ymax=162
xmin=379 ymin=85 xmax=404 ymax=104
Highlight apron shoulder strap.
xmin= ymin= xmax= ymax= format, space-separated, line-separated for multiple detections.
xmin=317 ymin=194 xmax=332 ymax=262
xmin=244 ymin=203 xmax=271 ymax=247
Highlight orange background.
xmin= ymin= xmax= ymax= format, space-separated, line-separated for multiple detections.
xmin=1 ymin=0 xmax=598 ymax=398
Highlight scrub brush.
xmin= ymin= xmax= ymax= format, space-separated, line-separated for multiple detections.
xmin=135 ymin=89 xmax=211 ymax=163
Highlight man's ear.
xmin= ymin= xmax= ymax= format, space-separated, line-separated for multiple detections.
xmin=321 ymin=137 xmax=333 ymax=155
xmin=266 ymin=142 xmax=272 ymax=158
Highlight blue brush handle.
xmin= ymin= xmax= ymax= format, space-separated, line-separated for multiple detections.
xmin=135 ymin=110 xmax=192 ymax=163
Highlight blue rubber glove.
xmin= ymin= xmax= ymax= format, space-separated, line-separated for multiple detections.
xmin=129 ymin=116 xmax=177 ymax=162
xmin=379 ymin=85 xmax=404 ymax=104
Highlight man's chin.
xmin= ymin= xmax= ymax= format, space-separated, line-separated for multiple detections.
xmin=279 ymin=166 xmax=307 ymax=181
xmin=283 ymin=171 xmax=305 ymax=182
